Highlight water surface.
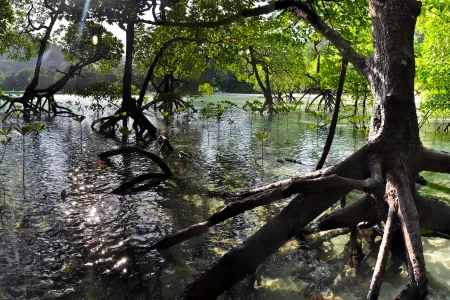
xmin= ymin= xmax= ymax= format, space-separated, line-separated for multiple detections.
xmin=0 ymin=94 xmax=449 ymax=299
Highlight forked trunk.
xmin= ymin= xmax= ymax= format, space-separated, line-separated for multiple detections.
xmin=366 ymin=0 xmax=427 ymax=297
xmin=161 ymin=1 xmax=438 ymax=299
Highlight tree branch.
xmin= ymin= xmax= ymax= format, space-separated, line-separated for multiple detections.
xmin=137 ymin=37 xmax=198 ymax=107
xmin=288 ymin=2 xmax=368 ymax=75
xmin=240 ymin=143 xmax=370 ymax=197
xmin=136 ymin=1 xmax=298 ymax=28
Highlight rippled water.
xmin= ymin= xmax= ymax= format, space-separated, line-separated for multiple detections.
xmin=0 ymin=94 xmax=449 ymax=299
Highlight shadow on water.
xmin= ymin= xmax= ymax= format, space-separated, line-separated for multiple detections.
xmin=0 ymin=94 xmax=448 ymax=299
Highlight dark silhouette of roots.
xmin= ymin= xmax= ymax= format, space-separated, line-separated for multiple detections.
xmin=98 ymin=146 xmax=172 ymax=194
xmin=149 ymin=144 xmax=450 ymax=299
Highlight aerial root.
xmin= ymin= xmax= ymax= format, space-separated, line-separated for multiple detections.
xmin=152 ymin=170 xmax=378 ymax=250
xmin=92 ymin=103 xmax=158 ymax=138
xmin=349 ymin=225 xmax=364 ymax=271
xmin=383 ymin=170 xmax=428 ymax=299
xmin=98 ymin=146 xmax=172 ymax=176
xmin=416 ymin=195 xmax=450 ymax=235
xmin=421 ymin=147 xmax=450 ymax=173
xmin=112 ymin=172 xmax=169 ymax=194
xmin=314 ymin=193 xmax=383 ymax=232
xmin=179 ymin=188 xmax=350 ymax=299
xmin=367 ymin=209 xmax=396 ymax=300
xmin=159 ymin=135 xmax=174 ymax=152
xmin=1 ymin=95 xmax=82 ymax=121
xmin=91 ymin=116 xmax=118 ymax=131
xmin=239 ymin=144 xmax=370 ymax=198
xmin=306 ymin=228 xmax=351 ymax=248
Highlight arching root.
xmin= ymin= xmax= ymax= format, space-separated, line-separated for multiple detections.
xmin=99 ymin=146 xmax=172 ymax=176
xmin=112 ymin=172 xmax=169 ymax=194
xmin=98 ymin=146 xmax=172 ymax=194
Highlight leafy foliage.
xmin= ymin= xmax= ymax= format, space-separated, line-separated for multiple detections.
xmin=416 ymin=0 xmax=450 ymax=122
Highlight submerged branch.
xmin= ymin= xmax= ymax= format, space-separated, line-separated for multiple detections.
xmin=179 ymin=188 xmax=350 ymax=299
xmin=152 ymin=168 xmax=379 ymax=251
xmin=112 ymin=173 xmax=169 ymax=194
xmin=98 ymin=147 xmax=172 ymax=176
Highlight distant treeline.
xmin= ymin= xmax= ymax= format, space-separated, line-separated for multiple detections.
xmin=0 ymin=45 xmax=255 ymax=94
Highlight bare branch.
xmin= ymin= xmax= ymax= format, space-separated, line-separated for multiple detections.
xmin=112 ymin=172 xmax=169 ymax=194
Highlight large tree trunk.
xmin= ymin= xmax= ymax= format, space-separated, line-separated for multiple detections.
xmin=143 ymin=1 xmax=450 ymax=299
xmin=366 ymin=1 xmax=426 ymax=297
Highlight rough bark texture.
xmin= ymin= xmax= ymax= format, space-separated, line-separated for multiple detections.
xmin=140 ymin=0 xmax=450 ymax=299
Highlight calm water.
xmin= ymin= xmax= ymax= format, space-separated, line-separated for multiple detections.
xmin=0 ymin=94 xmax=449 ymax=299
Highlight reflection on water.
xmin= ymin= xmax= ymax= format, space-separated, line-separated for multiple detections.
xmin=0 ymin=94 xmax=448 ymax=299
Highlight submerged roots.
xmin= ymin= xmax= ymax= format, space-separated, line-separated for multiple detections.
xmin=146 ymin=144 xmax=450 ymax=299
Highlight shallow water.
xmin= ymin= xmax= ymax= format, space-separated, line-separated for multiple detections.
xmin=0 ymin=94 xmax=449 ymax=299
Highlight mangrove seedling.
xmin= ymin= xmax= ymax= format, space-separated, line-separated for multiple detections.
xmin=227 ymin=119 xmax=235 ymax=136
xmin=73 ymin=115 xmax=86 ymax=144
xmin=243 ymin=100 xmax=263 ymax=127
xmin=14 ymin=123 xmax=45 ymax=197
xmin=252 ymin=131 xmax=270 ymax=165
xmin=201 ymin=104 xmax=214 ymax=134
xmin=0 ymin=127 xmax=12 ymax=165
xmin=215 ymin=103 xmax=225 ymax=137
xmin=222 ymin=100 xmax=238 ymax=118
